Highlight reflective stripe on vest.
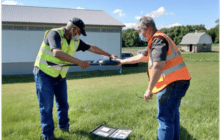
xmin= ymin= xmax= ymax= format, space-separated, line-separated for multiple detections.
xmin=36 ymin=55 xmax=69 ymax=72
xmin=34 ymin=28 xmax=79 ymax=78
xmin=40 ymin=47 xmax=53 ymax=56
xmin=148 ymin=33 xmax=182 ymax=70
xmin=163 ymin=62 xmax=185 ymax=75
xmin=156 ymin=33 xmax=181 ymax=61
xmin=147 ymin=31 xmax=191 ymax=94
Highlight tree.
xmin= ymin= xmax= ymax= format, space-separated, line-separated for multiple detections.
xmin=215 ymin=33 xmax=219 ymax=43
xmin=214 ymin=24 xmax=219 ymax=43
xmin=215 ymin=19 xmax=219 ymax=24
xmin=161 ymin=28 xmax=168 ymax=34
xmin=206 ymin=24 xmax=219 ymax=43
xmin=122 ymin=24 xmax=215 ymax=47
xmin=122 ymin=28 xmax=147 ymax=47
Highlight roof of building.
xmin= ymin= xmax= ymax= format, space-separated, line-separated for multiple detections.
xmin=180 ymin=32 xmax=212 ymax=44
xmin=2 ymin=5 xmax=125 ymax=27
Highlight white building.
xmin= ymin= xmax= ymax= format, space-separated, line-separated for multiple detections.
xmin=2 ymin=5 xmax=125 ymax=75
xmin=180 ymin=32 xmax=212 ymax=53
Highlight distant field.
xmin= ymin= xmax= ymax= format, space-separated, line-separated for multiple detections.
xmin=122 ymin=46 xmax=146 ymax=55
xmin=212 ymin=43 xmax=219 ymax=51
xmin=2 ymin=44 xmax=219 ymax=140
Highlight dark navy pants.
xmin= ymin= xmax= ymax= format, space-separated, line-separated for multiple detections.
xmin=34 ymin=70 xmax=70 ymax=139
xmin=156 ymin=80 xmax=190 ymax=140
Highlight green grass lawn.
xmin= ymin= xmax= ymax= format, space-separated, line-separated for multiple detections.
xmin=2 ymin=44 xmax=219 ymax=140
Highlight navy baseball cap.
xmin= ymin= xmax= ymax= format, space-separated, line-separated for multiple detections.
xmin=70 ymin=17 xmax=87 ymax=36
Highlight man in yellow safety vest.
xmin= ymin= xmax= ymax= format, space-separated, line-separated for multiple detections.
xmin=33 ymin=17 xmax=117 ymax=140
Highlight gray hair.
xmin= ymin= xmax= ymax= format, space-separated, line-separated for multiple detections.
xmin=66 ymin=21 xmax=76 ymax=30
xmin=137 ymin=16 xmax=157 ymax=30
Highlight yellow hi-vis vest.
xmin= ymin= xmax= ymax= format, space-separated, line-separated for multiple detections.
xmin=34 ymin=27 xmax=80 ymax=78
xmin=148 ymin=31 xmax=191 ymax=94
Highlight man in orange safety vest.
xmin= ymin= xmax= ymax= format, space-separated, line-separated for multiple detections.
xmin=117 ymin=16 xmax=191 ymax=140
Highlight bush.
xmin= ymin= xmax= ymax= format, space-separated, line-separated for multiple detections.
xmin=122 ymin=29 xmax=147 ymax=47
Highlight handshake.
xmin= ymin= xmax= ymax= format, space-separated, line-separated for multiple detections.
xmin=105 ymin=54 xmax=131 ymax=67
xmin=108 ymin=54 xmax=123 ymax=66
xmin=109 ymin=53 xmax=144 ymax=66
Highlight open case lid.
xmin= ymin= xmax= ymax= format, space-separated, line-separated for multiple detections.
xmin=90 ymin=125 xmax=133 ymax=140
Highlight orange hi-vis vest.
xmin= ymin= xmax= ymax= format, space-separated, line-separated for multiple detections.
xmin=147 ymin=31 xmax=191 ymax=94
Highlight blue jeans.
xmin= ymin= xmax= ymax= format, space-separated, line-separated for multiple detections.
xmin=156 ymin=80 xmax=190 ymax=140
xmin=34 ymin=70 xmax=70 ymax=139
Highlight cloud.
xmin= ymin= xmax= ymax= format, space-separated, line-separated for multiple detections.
xmin=135 ymin=7 xmax=173 ymax=21
xmin=119 ymin=13 xmax=126 ymax=17
xmin=122 ymin=23 xmax=138 ymax=30
xmin=113 ymin=9 xmax=122 ymax=13
xmin=2 ymin=0 xmax=24 ymax=5
xmin=113 ymin=9 xmax=126 ymax=17
xmin=140 ymin=11 xmax=144 ymax=14
xmin=135 ymin=16 xmax=142 ymax=20
xmin=157 ymin=23 xmax=182 ymax=29
xmin=146 ymin=7 xmax=168 ymax=18
xmin=123 ymin=22 xmax=182 ymax=30
xmin=205 ymin=25 xmax=215 ymax=30
xmin=76 ymin=7 xmax=84 ymax=9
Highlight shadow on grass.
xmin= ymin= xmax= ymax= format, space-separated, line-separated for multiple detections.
xmin=180 ymin=126 xmax=196 ymax=140
xmin=182 ymin=51 xmax=219 ymax=54
xmin=196 ymin=51 xmax=219 ymax=53
xmin=210 ymin=51 xmax=219 ymax=53
xmin=2 ymin=63 xmax=148 ymax=84
xmin=70 ymin=130 xmax=131 ymax=140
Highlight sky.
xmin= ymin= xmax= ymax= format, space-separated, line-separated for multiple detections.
xmin=1 ymin=0 xmax=219 ymax=30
